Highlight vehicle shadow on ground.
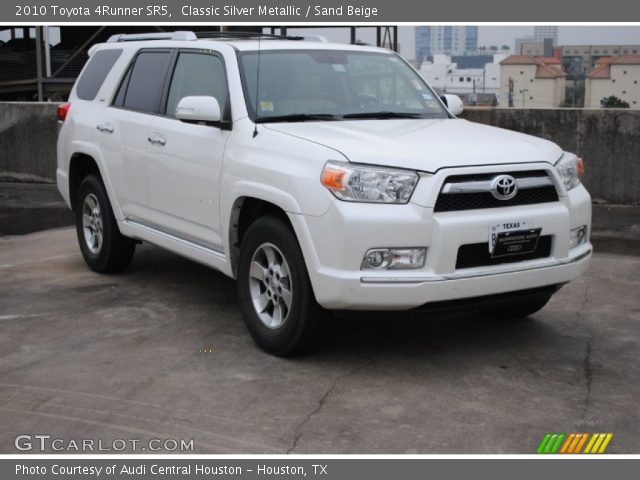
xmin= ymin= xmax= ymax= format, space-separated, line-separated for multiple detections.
xmin=121 ymin=244 xmax=557 ymax=364
xmin=323 ymin=310 xmax=553 ymax=359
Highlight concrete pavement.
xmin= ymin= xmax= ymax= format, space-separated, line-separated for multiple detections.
xmin=0 ymin=228 xmax=639 ymax=453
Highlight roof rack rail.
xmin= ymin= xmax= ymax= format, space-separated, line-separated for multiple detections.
xmin=106 ymin=31 xmax=197 ymax=43
xmin=194 ymin=31 xmax=304 ymax=41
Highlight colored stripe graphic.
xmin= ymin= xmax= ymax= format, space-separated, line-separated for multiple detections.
xmin=559 ymin=433 xmax=575 ymax=453
xmin=584 ymin=434 xmax=599 ymax=453
xmin=597 ymin=434 xmax=613 ymax=453
xmin=537 ymin=433 xmax=566 ymax=453
xmin=537 ymin=434 xmax=552 ymax=453
xmin=549 ymin=433 xmax=565 ymax=453
xmin=585 ymin=433 xmax=614 ymax=454
xmin=538 ymin=433 xmax=613 ymax=454
xmin=574 ymin=433 xmax=589 ymax=453
xmin=568 ymin=433 xmax=581 ymax=453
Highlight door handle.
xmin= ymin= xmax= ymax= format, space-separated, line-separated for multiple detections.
xmin=147 ymin=132 xmax=166 ymax=146
xmin=96 ymin=122 xmax=114 ymax=133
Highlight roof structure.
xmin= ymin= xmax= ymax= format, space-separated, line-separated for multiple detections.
xmin=500 ymin=55 xmax=566 ymax=78
xmin=588 ymin=54 xmax=640 ymax=78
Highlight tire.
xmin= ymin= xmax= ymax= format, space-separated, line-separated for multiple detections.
xmin=237 ymin=215 xmax=324 ymax=356
xmin=484 ymin=295 xmax=552 ymax=320
xmin=74 ymin=174 xmax=135 ymax=273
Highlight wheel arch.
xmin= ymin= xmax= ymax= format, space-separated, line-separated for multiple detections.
xmin=66 ymin=142 xmax=123 ymax=219
xmin=69 ymin=153 xmax=101 ymax=211
xmin=228 ymin=196 xmax=295 ymax=277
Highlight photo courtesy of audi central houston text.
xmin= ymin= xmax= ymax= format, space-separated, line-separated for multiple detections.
xmin=1 ymin=20 xmax=640 ymax=459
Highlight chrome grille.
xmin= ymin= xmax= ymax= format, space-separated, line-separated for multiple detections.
xmin=434 ymin=170 xmax=559 ymax=212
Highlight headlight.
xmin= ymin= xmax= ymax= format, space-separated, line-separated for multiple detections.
xmin=321 ymin=161 xmax=419 ymax=203
xmin=555 ymin=152 xmax=584 ymax=191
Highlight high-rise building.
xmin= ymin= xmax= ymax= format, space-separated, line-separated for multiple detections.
xmin=515 ymin=36 xmax=535 ymax=54
xmin=465 ymin=26 xmax=479 ymax=54
xmin=415 ymin=26 xmax=432 ymax=64
xmin=534 ymin=26 xmax=559 ymax=46
xmin=414 ymin=26 xmax=479 ymax=63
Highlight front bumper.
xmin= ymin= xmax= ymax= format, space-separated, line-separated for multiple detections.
xmin=290 ymin=165 xmax=592 ymax=310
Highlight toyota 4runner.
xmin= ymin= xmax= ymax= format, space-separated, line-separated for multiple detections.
xmin=56 ymin=31 xmax=592 ymax=355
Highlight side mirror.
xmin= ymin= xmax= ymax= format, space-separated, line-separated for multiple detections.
xmin=440 ymin=94 xmax=464 ymax=116
xmin=175 ymin=96 xmax=221 ymax=124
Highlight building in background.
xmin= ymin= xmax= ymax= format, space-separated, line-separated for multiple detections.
xmin=414 ymin=26 xmax=479 ymax=63
xmin=499 ymin=55 xmax=566 ymax=108
xmin=464 ymin=26 xmax=479 ymax=54
xmin=418 ymin=53 xmax=504 ymax=104
xmin=517 ymin=41 xmax=544 ymax=56
xmin=585 ymin=55 xmax=640 ymax=109
xmin=561 ymin=44 xmax=640 ymax=76
xmin=509 ymin=43 xmax=640 ymax=107
xmin=515 ymin=39 xmax=555 ymax=57
xmin=534 ymin=26 xmax=559 ymax=46
xmin=515 ymin=36 xmax=536 ymax=55
xmin=414 ymin=26 xmax=431 ymax=64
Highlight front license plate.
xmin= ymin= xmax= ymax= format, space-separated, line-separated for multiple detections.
xmin=491 ymin=228 xmax=542 ymax=258
xmin=489 ymin=220 xmax=532 ymax=253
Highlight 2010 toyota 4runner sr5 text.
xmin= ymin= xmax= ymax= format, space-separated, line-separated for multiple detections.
xmin=56 ymin=31 xmax=592 ymax=355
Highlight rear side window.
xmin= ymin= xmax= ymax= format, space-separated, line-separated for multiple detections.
xmin=165 ymin=52 xmax=229 ymax=116
xmin=76 ymin=49 xmax=122 ymax=101
xmin=118 ymin=51 xmax=172 ymax=113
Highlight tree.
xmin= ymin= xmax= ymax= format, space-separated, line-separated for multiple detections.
xmin=600 ymin=95 xmax=630 ymax=108
xmin=479 ymin=46 xmax=487 ymax=53
xmin=501 ymin=45 xmax=511 ymax=53
xmin=490 ymin=45 xmax=498 ymax=53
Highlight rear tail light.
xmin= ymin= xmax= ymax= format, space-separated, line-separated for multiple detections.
xmin=57 ymin=103 xmax=71 ymax=122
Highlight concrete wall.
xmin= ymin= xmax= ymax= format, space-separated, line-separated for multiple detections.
xmin=0 ymin=102 xmax=59 ymax=183
xmin=462 ymin=107 xmax=640 ymax=205
xmin=1 ymin=102 xmax=639 ymax=205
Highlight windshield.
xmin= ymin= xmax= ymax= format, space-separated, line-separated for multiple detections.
xmin=238 ymin=49 xmax=449 ymax=122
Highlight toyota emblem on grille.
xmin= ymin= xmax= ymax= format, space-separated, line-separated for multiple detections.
xmin=491 ymin=175 xmax=518 ymax=200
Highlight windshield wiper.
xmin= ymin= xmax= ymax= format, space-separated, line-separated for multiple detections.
xmin=342 ymin=111 xmax=425 ymax=119
xmin=255 ymin=113 xmax=340 ymax=123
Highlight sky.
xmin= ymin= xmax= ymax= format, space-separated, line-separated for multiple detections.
xmin=1 ymin=26 xmax=639 ymax=60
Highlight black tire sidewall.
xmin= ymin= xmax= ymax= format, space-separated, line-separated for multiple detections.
xmin=74 ymin=174 xmax=128 ymax=272
xmin=237 ymin=216 xmax=319 ymax=355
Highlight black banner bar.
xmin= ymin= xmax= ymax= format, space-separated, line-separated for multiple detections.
xmin=4 ymin=0 xmax=640 ymax=23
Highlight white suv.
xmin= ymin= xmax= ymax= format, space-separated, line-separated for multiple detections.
xmin=57 ymin=31 xmax=592 ymax=355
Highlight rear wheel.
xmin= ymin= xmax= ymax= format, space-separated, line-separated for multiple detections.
xmin=75 ymin=174 xmax=135 ymax=273
xmin=237 ymin=215 xmax=324 ymax=356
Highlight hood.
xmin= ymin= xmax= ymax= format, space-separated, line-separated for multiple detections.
xmin=265 ymin=118 xmax=562 ymax=172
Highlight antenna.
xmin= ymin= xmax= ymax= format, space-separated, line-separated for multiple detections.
xmin=252 ymin=32 xmax=262 ymax=138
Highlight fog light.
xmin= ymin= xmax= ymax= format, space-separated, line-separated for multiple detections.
xmin=361 ymin=248 xmax=426 ymax=270
xmin=569 ymin=225 xmax=588 ymax=249
xmin=363 ymin=249 xmax=390 ymax=269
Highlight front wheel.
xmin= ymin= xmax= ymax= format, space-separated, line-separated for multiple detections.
xmin=237 ymin=215 xmax=324 ymax=356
